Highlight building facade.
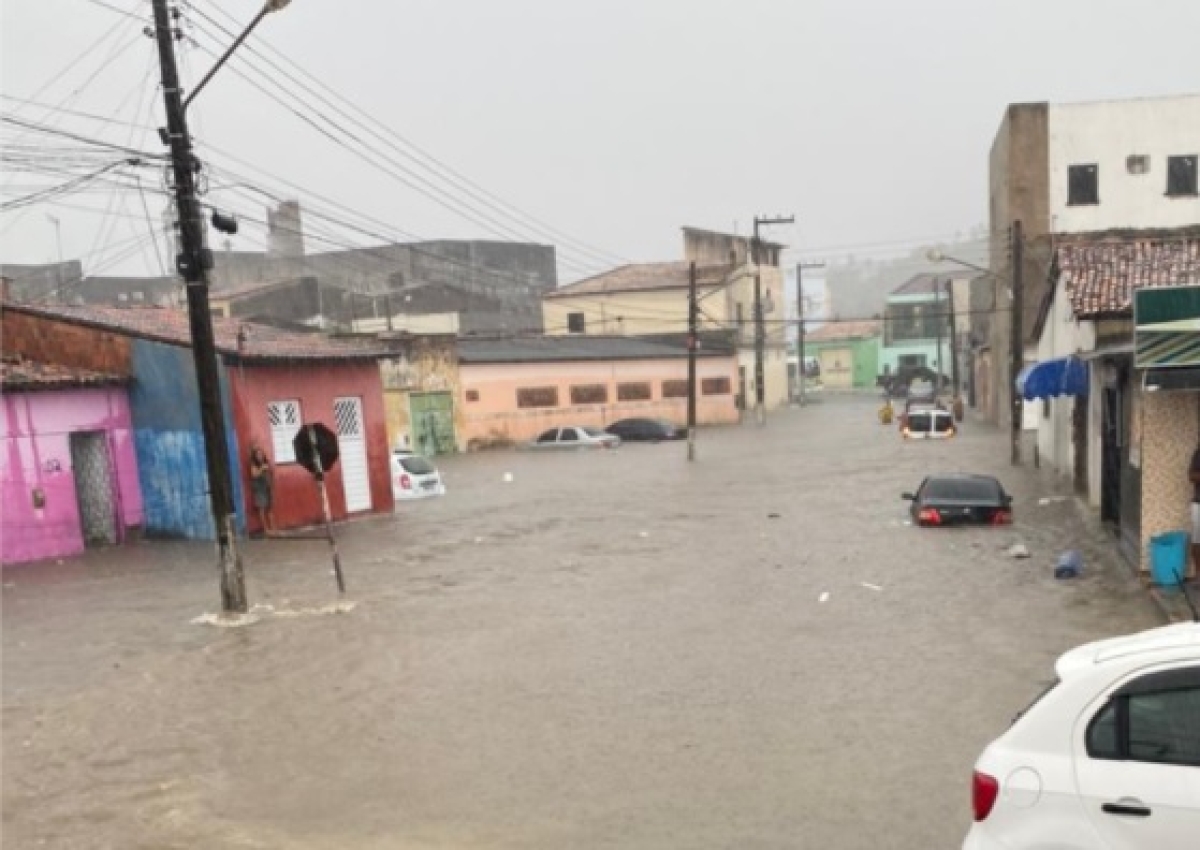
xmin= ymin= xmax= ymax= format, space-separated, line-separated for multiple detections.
xmin=987 ymin=94 xmax=1200 ymax=427
xmin=457 ymin=336 xmax=739 ymax=447
xmin=377 ymin=333 xmax=463 ymax=456
xmin=2 ymin=303 xmax=392 ymax=539
xmin=879 ymin=274 xmax=956 ymax=386
xmin=803 ymin=321 xmax=881 ymax=390
xmin=1 ymin=362 xmax=143 ymax=566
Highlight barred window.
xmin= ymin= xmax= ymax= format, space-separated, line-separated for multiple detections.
xmin=702 ymin=376 xmax=731 ymax=395
xmin=517 ymin=387 xmax=559 ymax=408
xmin=662 ymin=380 xmax=689 ymax=399
xmin=570 ymin=384 xmax=608 ymax=404
xmin=617 ymin=382 xmax=652 ymax=401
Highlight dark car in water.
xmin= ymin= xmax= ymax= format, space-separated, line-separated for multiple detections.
xmin=605 ymin=418 xmax=686 ymax=442
xmin=902 ymin=474 xmax=1013 ymax=527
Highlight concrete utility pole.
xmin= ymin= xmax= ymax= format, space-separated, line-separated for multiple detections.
xmin=945 ymin=278 xmax=960 ymax=401
xmin=151 ymin=0 xmax=288 ymax=613
xmin=752 ymin=215 xmax=793 ymax=425
xmin=794 ymin=261 xmax=825 ymax=406
xmin=1011 ymin=220 xmax=1024 ymax=467
xmin=686 ymin=261 xmax=697 ymax=462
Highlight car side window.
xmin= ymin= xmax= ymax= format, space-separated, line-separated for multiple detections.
xmin=1127 ymin=687 xmax=1200 ymax=766
xmin=559 ymin=428 xmax=579 ymax=442
xmin=1086 ymin=668 xmax=1200 ymax=767
xmin=537 ymin=429 xmax=558 ymax=444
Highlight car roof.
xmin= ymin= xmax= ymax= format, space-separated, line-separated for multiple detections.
xmin=924 ymin=473 xmax=1000 ymax=484
xmin=1055 ymin=623 xmax=1200 ymax=680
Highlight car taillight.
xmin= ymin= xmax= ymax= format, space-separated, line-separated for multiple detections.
xmin=917 ymin=508 xmax=941 ymax=525
xmin=992 ymin=509 xmax=1013 ymax=526
xmin=399 ymin=474 xmax=412 ymax=490
xmin=972 ymin=770 xmax=1000 ymax=821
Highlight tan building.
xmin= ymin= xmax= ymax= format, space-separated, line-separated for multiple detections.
xmin=377 ymin=333 xmax=463 ymax=455
xmin=542 ymin=227 xmax=789 ymax=412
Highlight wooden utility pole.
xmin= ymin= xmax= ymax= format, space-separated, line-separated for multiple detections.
xmin=686 ymin=261 xmax=697 ymax=462
xmin=752 ymin=215 xmax=793 ymax=425
xmin=1011 ymin=220 xmax=1024 ymax=466
xmin=151 ymin=0 xmax=247 ymax=613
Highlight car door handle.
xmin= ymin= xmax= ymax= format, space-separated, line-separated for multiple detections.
xmin=1102 ymin=801 xmax=1152 ymax=818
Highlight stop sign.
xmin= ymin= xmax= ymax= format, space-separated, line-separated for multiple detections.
xmin=293 ymin=422 xmax=340 ymax=480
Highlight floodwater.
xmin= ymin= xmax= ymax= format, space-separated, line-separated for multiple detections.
xmin=2 ymin=397 xmax=1159 ymax=849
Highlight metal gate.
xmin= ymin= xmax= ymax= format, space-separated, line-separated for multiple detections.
xmin=333 ymin=396 xmax=372 ymax=513
xmin=409 ymin=392 xmax=456 ymax=455
xmin=1072 ymin=396 xmax=1089 ymax=495
xmin=69 ymin=431 xmax=116 ymax=547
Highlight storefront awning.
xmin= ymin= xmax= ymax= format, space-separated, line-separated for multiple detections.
xmin=1145 ymin=366 xmax=1200 ymax=392
xmin=1016 ymin=357 xmax=1089 ymax=401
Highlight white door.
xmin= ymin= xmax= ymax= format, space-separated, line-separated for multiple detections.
xmin=1073 ymin=667 xmax=1200 ymax=849
xmin=333 ymin=396 xmax=372 ymax=513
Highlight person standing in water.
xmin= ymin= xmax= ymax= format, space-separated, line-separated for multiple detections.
xmin=249 ymin=445 xmax=276 ymax=536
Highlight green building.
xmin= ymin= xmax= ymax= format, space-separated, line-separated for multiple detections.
xmin=801 ymin=320 xmax=882 ymax=389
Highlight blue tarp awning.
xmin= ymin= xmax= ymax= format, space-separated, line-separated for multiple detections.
xmin=1016 ymin=357 xmax=1089 ymax=401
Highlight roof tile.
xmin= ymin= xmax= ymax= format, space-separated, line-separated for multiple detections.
xmin=1060 ymin=237 xmax=1200 ymax=318
xmin=1 ymin=360 xmax=126 ymax=392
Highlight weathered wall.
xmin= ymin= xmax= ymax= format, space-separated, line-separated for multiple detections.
xmin=1049 ymin=95 xmax=1200 ymax=233
xmin=1139 ymin=390 xmax=1199 ymax=575
xmin=128 ymin=338 xmax=245 ymax=539
xmin=1034 ymin=283 xmax=1096 ymax=480
xmin=807 ymin=338 xmax=880 ymax=388
xmin=1 ymin=387 xmax=142 ymax=565
xmin=459 ymin=356 xmax=739 ymax=446
xmin=379 ymin=337 xmax=463 ymax=452
xmin=2 ymin=307 xmax=132 ymax=375
xmin=230 ymin=362 xmax=393 ymax=534
xmin=988 ymin=102 xmax=1050 ymax=426
xmin=543 ymin=288 xmax=704 ymax=336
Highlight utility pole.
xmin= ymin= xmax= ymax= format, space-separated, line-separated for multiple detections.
xmin=1011 ymin=220 xmax=1024 ymax=467
xmin=152 ymin=0 xmax=247 ymax=613
xmin=686 ymin=261 xmax=697 ymax=462
xmin=752 ymin=215 xmax=793 ymax=425
xmin=934 ymin=277 xmax=944 ymax=391
xmin=945 ymin=278 xmax=960 ymax=402
xmin=794 ymin=261 xmax=825 ymax=406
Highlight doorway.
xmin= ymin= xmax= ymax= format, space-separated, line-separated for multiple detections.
xmin=333 ymin=396 xmax=372 ymax=514
xmin=69 ymin=431 xmax=116 ymax=547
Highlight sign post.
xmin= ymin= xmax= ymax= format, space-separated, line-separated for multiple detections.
xmin=293 ymin=423 xmax=346 ymax=595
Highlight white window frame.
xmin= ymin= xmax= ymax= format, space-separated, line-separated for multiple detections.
xmin=268 ymin=399 xmax=302 ymax=464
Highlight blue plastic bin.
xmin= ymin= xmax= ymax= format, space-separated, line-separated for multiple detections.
xmin=1149 ymin=531 xmax=1190 ymax=590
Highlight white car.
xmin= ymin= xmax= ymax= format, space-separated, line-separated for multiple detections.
xmin=902 ymin=404 xmax=956 ymax=439
xmin=964 ymin=622 xmax=1200 ymax=849
xmin=391 ymin=450 xmax=445 ymax=501
xmin=527 ymin=426 xmax=621 ymax=450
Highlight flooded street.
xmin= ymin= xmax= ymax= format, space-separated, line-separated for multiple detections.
xmin=3 ymin=397 xmax=1159 ymax=849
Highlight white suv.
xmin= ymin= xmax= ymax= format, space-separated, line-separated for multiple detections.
xmin=964 ymin=622 xmax=1200 ymax=849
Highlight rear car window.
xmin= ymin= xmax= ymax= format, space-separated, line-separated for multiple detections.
xmin=400 ymin=456 xmax=435 ymax=475
xmin=923 ymin=479 xmax=1001 ymax=501
xmin=908 ymin=413 xmax=933 ymax=431
xmin=583 ymin=428 xmax=607 ymax=437
xmin=933 ymin=414 xmax=953 ymax=433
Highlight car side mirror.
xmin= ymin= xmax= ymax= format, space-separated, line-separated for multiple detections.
xmin=901 ymin=492 xmax=916 ymax=501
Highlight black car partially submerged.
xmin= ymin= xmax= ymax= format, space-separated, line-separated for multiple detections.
xmin=903 ymin=474 xmax=1013 ymax=527
xmin=605 ymin=418 xmax=686 ymax=442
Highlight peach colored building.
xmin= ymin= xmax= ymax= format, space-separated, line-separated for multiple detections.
xmin=457 ymin=336 xmax=739 ymax=448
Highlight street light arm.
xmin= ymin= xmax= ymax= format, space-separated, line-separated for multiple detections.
xmin=182 ymin=1 xmax=282 ymax=112
xmin=926 ymin=249 xmax=991 ymax=277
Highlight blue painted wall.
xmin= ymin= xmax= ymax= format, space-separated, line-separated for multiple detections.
xmin=128 ymin=339 xmax=245 ymax=539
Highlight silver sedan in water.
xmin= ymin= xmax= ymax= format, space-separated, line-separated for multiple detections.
xmin=528 ymin=426 xmax=621 ymax=450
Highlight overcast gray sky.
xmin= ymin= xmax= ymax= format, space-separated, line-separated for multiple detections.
xmin=2 ymin=0 xmax=1198 ymax=282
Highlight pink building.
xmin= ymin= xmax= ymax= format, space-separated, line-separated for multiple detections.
xmin=457 ymin=336 xmax=740 ymax=447
xmin=1 ymin=361 xmax=143 ymax=566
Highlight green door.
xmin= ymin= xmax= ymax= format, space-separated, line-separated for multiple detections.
xmin=409 ymin=392 xmax=457 ymax=455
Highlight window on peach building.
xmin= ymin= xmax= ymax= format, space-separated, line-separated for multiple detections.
xmin=517 ymin=387 xmax=559 ymax=408
xmin=662 ymin=380 xmax=688 ymax=399
xmin=570 ymin=384 xmax=607 ymax=404
xmin=617 ymin=382 xmax=651 ymax=401
xmin=702 ymin=377 xmax=731 ymax=395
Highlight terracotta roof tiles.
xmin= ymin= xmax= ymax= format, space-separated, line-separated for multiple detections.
xmin=1060 ymin=237 xmax=1200 ymax=318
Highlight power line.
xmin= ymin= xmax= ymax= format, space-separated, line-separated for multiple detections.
xmin=194 ymin=1 xmax=627 ymax=270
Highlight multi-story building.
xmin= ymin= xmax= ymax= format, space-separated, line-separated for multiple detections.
xmin=542 ymin=227 xmax=790 ymax=412
xmin=986 ymin=94 xmax=1200 ymax=428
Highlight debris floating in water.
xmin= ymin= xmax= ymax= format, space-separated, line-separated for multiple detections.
xmin=191 ymin=600 xmax=357 ymax=627
xmin=503 ymin=472 xmax=514 ymax=483
xmin=818 ymin=592 xmax=830 ymax=604
xmin=860 ymin=582 xmax=883 ymax=592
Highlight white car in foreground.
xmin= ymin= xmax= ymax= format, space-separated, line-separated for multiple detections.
xmin=391 ymin=450 xmax=445 ymax=501
xmin=964 ymin=622 xmax=1200 ymax=849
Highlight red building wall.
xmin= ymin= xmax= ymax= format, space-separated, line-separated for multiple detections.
xmin=228 ymin=361 xmax=393 ymax=533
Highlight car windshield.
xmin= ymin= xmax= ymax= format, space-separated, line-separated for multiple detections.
xmin=923 ymin=479 xmax=1002 ymax=501
xmin=399 ymin=456 xmax=435 ymax=475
